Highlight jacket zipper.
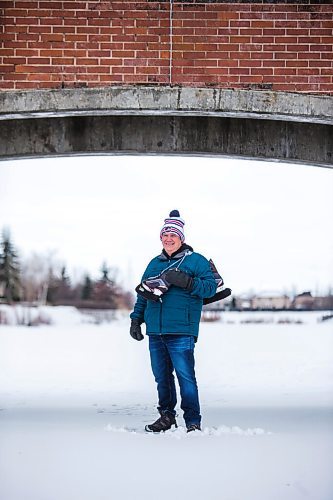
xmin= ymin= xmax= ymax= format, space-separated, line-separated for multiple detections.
xmin=160 ymin=257 xmax=171 ymax=334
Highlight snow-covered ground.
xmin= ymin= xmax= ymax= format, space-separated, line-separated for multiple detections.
xmin=0 ymin=308 xmax=332 ymax=500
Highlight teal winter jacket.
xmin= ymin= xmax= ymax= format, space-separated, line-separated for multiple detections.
xmin=130 ymin=245 xmax=217 ymax=338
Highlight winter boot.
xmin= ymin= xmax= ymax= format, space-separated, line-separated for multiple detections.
xmin=187 ymin=424 xmax=201 ymax=433
xmin=145 ymin=413 xmax=178 ymax=433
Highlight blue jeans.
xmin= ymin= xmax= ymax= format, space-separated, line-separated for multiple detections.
xmin=148 ymin=334 xmax=201 ymax=427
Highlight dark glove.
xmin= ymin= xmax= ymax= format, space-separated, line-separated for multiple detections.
xmin=130 ymin=319 xmax=144 ymax=341
xmin=165 ymin=269 xmax=194 ymax=291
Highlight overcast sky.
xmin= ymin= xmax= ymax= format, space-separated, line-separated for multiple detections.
xmin=1 ymin=155 xmax=332 ymax=296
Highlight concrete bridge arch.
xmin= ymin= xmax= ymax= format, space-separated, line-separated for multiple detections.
xmin=0 ymin=87 xmax=332 ymax=167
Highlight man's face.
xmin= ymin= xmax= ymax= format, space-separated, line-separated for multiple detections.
xmin=161 ymin=232 xmax=182 ymax=256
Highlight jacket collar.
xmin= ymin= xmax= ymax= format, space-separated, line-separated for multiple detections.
xmin=158 ymin=243 xmax=194 ymax=261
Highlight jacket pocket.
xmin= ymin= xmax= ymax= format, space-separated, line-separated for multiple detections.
xmin=189 ymin=307 xmax=201 ymax=326
xmin=144 ymin=302 xmax=161 ymax=332
xmin=162 ymin=305 xmax=190 ymax=332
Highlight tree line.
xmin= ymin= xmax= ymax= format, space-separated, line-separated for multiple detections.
xmin=0 ymin=228 xmax=133 ymax=309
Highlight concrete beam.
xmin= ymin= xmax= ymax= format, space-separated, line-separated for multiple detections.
xmin=1 ymin=86 xmax=332 ymax=125
xmin=0 ymin=115 xmax=332 ymax=167
xmin=0 ymin=87 xmax=332 ymax=166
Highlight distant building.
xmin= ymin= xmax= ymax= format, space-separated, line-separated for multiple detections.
xmin=313 ymin=295 xmax=333 ymax=310
xmin=252 ymin=293 xmax=292 ymax=310
xmin=204 ymin=290 xmax=333 ymax=312
xmin=233 ymin=294 xmax=253 ymax=311
xmin=293 ymin=292 xmax=314 ymax=310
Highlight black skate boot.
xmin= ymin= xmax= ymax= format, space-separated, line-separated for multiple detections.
xmin=145 ymin=413 xmax=178 ymax=433
xmin=203 ymin=259 xmax=232 ymax=305
xmin=135 ymin=272 xmax=170 ymax=302
xmin=187 ymin=424 xmax=201 ymax=433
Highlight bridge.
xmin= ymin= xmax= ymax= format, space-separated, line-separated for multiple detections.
xmin=0 ymin=1 xmax=332 ymax=167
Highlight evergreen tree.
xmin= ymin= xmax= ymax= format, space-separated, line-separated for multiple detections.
xmin=92 ymin=262 xmax=116 ymax=306
xmin=46 ymin=265 xmax=73 ymax=304
xmin=46 ymin=267 xmax=57 ymax=304
xmin=0 ymin=228 xmax=21 ymax=303
xmin=60 ymin=266 xmax=70 ymax=287
xmin=57 ymin=266 xmax=72 ymax=301
xmin=81 ymin=274 xmax=93 ymax=300
xmin=100 ymin=261 xmax=114 ymax=284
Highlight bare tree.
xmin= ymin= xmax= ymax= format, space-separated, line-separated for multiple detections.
xmin=21 ymin=250 xmax=62 ymax=305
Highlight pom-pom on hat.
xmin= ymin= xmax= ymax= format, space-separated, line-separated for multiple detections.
xmin=160 ymin=210 xmax=185 ymax=242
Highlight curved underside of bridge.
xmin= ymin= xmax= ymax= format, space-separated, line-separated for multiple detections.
xmin=0 ymin=87 xmax=332 ymax=167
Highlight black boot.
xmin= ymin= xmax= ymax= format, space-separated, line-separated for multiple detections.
xmin=145 ymin=413 xmax=178 ymax=433
xmin=187 ymin=424 xmax=201 ymax=433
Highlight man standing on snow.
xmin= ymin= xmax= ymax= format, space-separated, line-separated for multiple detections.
xmin=129 ymin=210 xmax=217 ymax=433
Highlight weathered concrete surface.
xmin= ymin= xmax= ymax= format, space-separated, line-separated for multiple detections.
xmin=0 ymin=87 xmax=332 ymax=166
xmin=1 ymin=115 xmax=332 ymax=167
xmin=1 ymin=87 xmax=332 ymax=124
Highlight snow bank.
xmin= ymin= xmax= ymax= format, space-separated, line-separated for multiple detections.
xmin=0 ymin=304 xmax=131 ymax=327
xmin=0 ymin=304 xmax=86 ymax=326
xmin=1 ymin=304 xmax=331 ymax=328
xmin=105 ymin=423 xmax=268 ymax=437
xmin=221 ymin=310 xmax=331 ymax=325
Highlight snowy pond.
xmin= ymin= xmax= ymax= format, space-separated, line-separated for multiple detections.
xmin=0 ymin=308 xmax=332 ymax=500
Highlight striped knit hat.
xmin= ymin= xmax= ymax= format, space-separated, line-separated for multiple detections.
xmin=160 ymin=210 xmax=185 ymax=242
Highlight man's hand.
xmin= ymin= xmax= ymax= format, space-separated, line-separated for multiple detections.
xmin=165 ymin=269 xmax=194 ymax=291
xmin=130 ymin=319 xmax=144 ymax=341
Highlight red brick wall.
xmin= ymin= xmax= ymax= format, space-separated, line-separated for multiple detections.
xmin=0 ymin=1 xmax=332 ymax=93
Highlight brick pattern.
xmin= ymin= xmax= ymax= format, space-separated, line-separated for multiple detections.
xmin=0 ymin=1 xmax=332 ymax=93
